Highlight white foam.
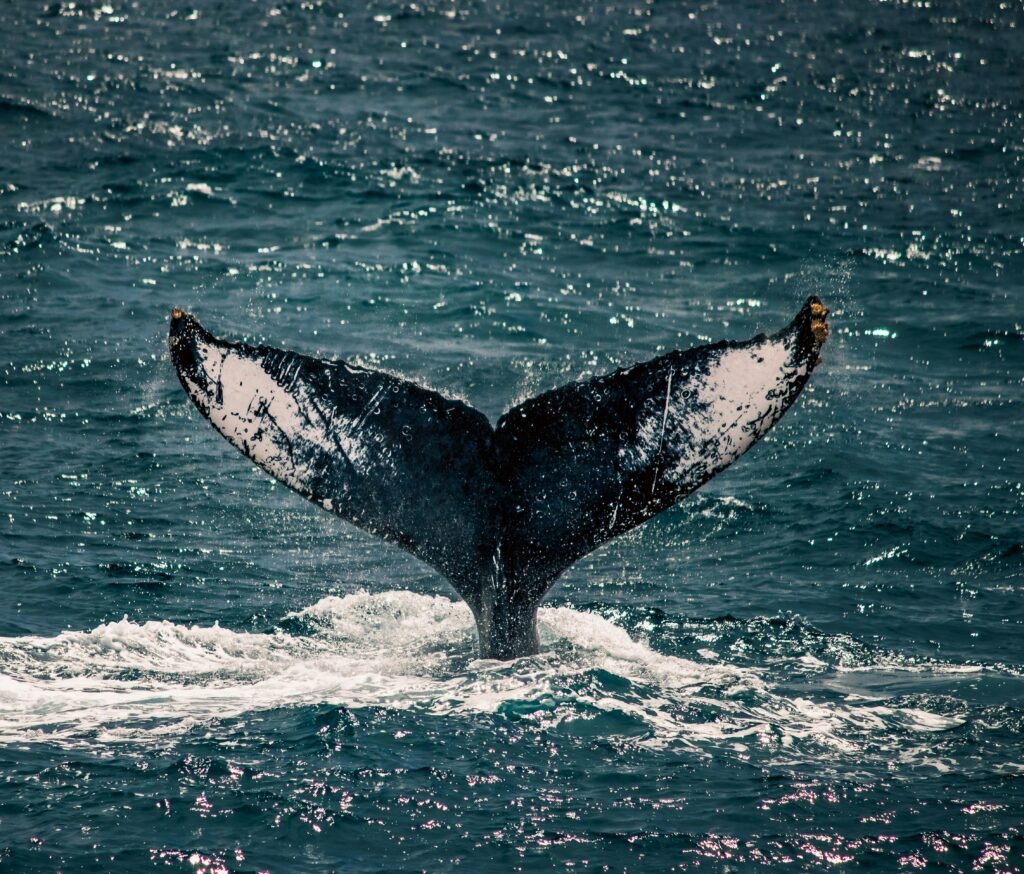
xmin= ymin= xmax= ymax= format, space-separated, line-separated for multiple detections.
xmin=0 ymin=593 xmax=972 ymax=765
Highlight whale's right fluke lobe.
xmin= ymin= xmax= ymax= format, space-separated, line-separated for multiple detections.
xmin=170 ymin=297 xmax=828 ymax=660
xmin=494 ymin=297 xmax=829 ymax=598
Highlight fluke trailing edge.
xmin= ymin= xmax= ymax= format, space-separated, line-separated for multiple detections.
xmin=169 ymin=298 xmax=829 ymax=659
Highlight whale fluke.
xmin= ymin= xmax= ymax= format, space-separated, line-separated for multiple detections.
xmin=170 ymin=298 xmax=828 ymax=659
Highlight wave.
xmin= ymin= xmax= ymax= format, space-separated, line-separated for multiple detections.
xmin=0 ymin=592 xmax=989 ymax=766
xmin=0 ymin=96 xmax=52 ymax=118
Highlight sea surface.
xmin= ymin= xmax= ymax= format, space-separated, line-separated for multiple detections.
xmin=1 ymin=0 xmax=1022 ymax=870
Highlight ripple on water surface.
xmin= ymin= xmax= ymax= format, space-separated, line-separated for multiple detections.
xmin=1 ymin=592 xmax=1022 ymax=869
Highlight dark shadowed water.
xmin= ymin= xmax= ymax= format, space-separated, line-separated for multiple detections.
xmin=1 ymin=0 xmax=1022 ymax=870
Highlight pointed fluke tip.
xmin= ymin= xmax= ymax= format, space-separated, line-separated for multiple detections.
xmin=168 ymin=308 xmax=191 ymax=349
xmin=807 ymin=295 xmax=829 ymax=345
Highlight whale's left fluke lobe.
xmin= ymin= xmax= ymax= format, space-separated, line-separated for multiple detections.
xmin=168 ymin=308 xmax=502 ymax=611
xmin=170 ymin=298 xmax=828 ymax=659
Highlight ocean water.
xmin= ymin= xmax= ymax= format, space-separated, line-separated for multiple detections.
xmin=1 ymin=0 xmax=1022 ymax=870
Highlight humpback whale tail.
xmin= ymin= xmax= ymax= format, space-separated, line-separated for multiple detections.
xmin=169 ymin=298 xmax=829 ymax=659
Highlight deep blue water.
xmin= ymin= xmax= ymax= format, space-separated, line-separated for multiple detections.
xmin=1 ymin=0 xmax=1023 ymax=870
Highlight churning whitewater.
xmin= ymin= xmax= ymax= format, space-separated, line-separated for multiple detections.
xmin=0 ymin=590 xmax=982 ymax=771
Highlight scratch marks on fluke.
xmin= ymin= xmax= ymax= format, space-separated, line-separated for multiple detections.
xmin=649 ymin=370 xmax=674 ymax=497
xmin=169 ymin=296 xmax=829 ymax=659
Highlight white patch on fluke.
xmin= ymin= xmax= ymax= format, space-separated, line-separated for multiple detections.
xmin=627 ymin=335 xmax=807 ymax=486
xmin=179 ymin=337 xmax=378 ymax=497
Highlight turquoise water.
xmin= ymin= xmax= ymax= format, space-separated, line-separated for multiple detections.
xmin=1 ymin=0 xmax=1022 ymax=870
